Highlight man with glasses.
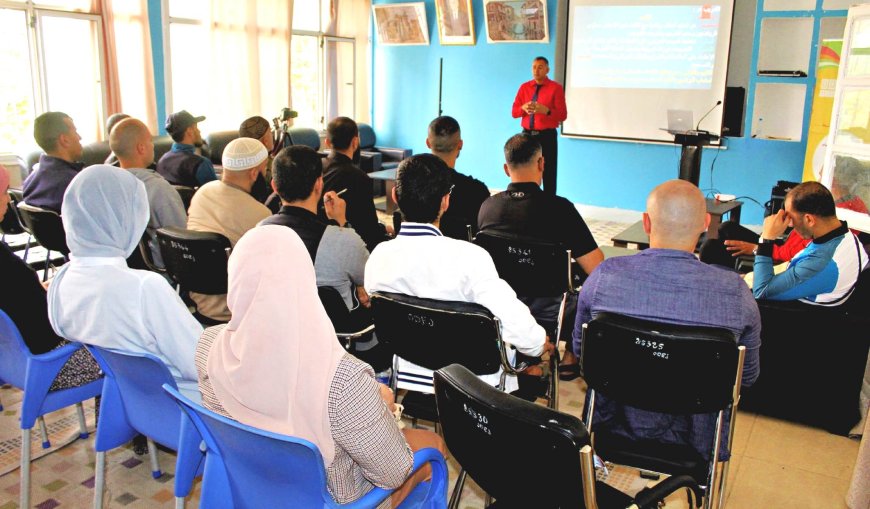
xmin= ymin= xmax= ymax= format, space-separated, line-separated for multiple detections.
xmin=365 ymin=154 xmax=551 ymax=393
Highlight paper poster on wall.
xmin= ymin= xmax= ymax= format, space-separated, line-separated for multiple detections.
xmin=372 ymin=3 xmax=430 ymax=46
xmin=803 ymin=39 xmax=842 ymax=182
xmin=484 ymin=0 xmax=549 ymax=43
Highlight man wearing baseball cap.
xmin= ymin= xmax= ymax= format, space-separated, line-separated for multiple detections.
xmin=187 ymin=137 xmax=272 ymax=322
xmin=156 ymin=110 xmax=217 ymax=188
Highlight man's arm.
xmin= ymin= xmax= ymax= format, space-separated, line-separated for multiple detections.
xmin=549 ymin=83 xmax=568 ymax=123
xmin=736 ymin=282 xmax=761 ymax=387
xmin=153 ymin=180 xmax=188 ymax=229
xmin=512 ymin=84 xmax=528 ymax=119
xmin=576 ymin=248 xmax=604 ymax=277
xmin=195 ymin=159 xmax=218 ymax=186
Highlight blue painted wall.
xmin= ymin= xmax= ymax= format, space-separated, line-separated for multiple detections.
xmin=371 ymin=0 xmax=808 ymax=224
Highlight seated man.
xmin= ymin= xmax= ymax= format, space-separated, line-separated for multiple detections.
xmin=110 ymin=117 xmax=187 ymax=269
xmin=260 ymin=146 xmax=387 ymax=369
xmin=322 ymin=116 xmax=389 ymax=251
xmin=22 ymin=111 xmax=84 ymax=212
xmin=426 ymin=115 xmax=490 ymax=240
xmin=103 ymin=112 xmax=131 ymax=166
xmin=155 ymin=110 xmax=217 ymax=188
xmin=239 ymin=115 xmax=274 ymax=203
xmin=753 ymin=181 xmax=868 ymax=304
xmin=478 ymin=133 xmax=604 ymax=380
xmin=365 ymin=154 xmax=550 ymax=393
xmin=573 ymin=179 xmax=760 ymax=461
xmin=187 ymin=137 xmax=271 ymax=321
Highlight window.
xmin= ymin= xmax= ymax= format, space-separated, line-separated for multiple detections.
xmin=0 ymin=4 xmax=105 ymax=153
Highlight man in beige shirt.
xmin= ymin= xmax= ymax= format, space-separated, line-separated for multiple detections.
xmin=187 ymin=137 xmax=271 ymax=321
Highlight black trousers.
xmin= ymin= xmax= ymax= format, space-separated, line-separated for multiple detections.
xmin=525 ymin=128 xmax=558 ymax=194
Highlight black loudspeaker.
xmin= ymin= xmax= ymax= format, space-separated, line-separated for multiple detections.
xmin=723 ymin=86 xmax=745 ymax=137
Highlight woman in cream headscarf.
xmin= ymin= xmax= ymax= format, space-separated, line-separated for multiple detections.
xmin=196 ymin=225 xmax=445 ymax=508
xmin=47 ymin=165 xmax=202 ymax=398
xmin=0 ymin=164 xmax=100 ymax=389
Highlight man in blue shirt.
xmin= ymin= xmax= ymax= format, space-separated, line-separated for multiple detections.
xmin=155 ymin=110 xmax=217 ymax=188
xmin=22 ymin=112 xmax=84 ymax=212
xmin=753 ymin=181 xmax=867 ymax=305
xmin=573 ymin=179 xmax=761 ymax=461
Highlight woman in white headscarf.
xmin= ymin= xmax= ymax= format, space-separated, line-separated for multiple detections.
xmin=196 ymin=225 xmax=445 ymax=508
xmin=47 ymin=165 xmax=202 ymax=398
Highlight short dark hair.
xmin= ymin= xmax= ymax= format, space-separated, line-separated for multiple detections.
xmin=787 ymin=181 xmax=836 ymax=218
xmin=504 ymin=133 xmax=541 ymax=167
xmin=239 ymin=116 xmax=270 ymax=139
xmin=105 ymin=113 xmax=130 ymax=137
xmin=427 ymin=116 xmax=461 ymax=154
xmin=34 ymin=112 xmax=72 ymax=152
xmin=396 ymin=154 xmax=452 ymax=224
xmin=272 ymin=145 xmax=323 ymax=203
xmin=534 ymin=56 xmax=549 ymax=65
xmin=326 ymin=117 xmax=358 ymax=151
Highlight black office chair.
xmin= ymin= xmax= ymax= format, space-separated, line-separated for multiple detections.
xmin=317 ymin=286 xmax=375 ymax=348
xmin=172 ymin=185 xmax=196 ymax=212
xmin=434 ymin=364 xmax=703 ymax=509
xmin=126 ymin=234 xmax=163 ymax=273
xmin=371 ymin=291 xmax=552 ymax=425
xmin=156 ymin=227 xmax=231 ymax=324
xmin=1 ymin=190 xmax=32 ymax=262
xmin=16 ymin=202 xmax=69 ymax=281
xmin=580 ymin=313 xmax=745 ymax=509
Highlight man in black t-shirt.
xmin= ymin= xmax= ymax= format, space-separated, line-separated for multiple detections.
xmin=426 ymin=116 xmax=491 ymax=240
xmin=478 ymin=133 xmax=603 ymax=379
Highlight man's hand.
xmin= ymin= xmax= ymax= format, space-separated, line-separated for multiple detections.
xmin=323 ymin=191 xmax=347 ymax=226
xmin=761 ymin=209 xmax=789 ymax=240
xmin=724 ymin=240 xmax=757 ymax=257
xmin=523 ymin=102 xmax=549 ymax=115
xmin=542 ymin=337 xmax=556 ymax=355
xmin=356 ymin=286 xmax=371 ymax=308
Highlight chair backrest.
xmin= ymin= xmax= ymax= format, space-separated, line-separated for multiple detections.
xmin=0 ymin=309 xmax=31 ymax=389
xmin=357 ymin=123 xmax=376 ymax=150
xmin=85 ymin=347 xmax=184 ymax=450
xmin=163 ymin=385 xmax=339 ymax=509
xmin=370 ymin=292 xmax=503 ymax=375
xmin=172 ymin=185 xmax=196 ymax=211
xmin=581 ymin=312 xmax=741 ymax=415
xmin=81 ymin=140 xmax=112 ymax=167
xmin=434 ymin=364 xmax=589 ymax=508
xmin=16 ymin=202 xmax=69 ymax=254
xmin=318 ymin=286 xmax=352 ymax=334
xmin=156 ymin=226 xmax=231 ymax=295
xmin=473 ymin=230 xmax=572 ymax=297
xmin=287 ymin=127 xmax=321 ymax=151
xmin=153 ymin=135 xmax=174 ymax=162
xmin=204 ymin=130 xmax=240 ymax=166
xmin=1 ymin=191 xmax=26 ymax=235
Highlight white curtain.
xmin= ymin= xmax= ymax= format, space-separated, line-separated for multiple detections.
xmin=207 ymin=0 xmax=293 ymax=130
xmin=325 ymin=0 xmax=371 ymax=123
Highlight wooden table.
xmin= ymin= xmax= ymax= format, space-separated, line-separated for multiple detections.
xmin=368 ymin=168 xmax=397 ymax=214
xmin=611 ymin=198 xmax=743 ymax=250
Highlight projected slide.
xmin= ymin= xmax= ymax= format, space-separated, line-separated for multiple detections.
xmin=571 ymin=5 xmax=722 ymax=89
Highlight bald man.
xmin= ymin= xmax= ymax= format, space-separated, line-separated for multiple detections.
xmin=572 ymin=180 xmax=761 ymax=462
xmin=111 ymin=117 xmax=187 ymax=268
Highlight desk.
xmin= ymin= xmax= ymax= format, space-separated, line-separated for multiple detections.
xmin=611 ymin=198 xmax=743 ymax=250
xmin=369 ymin=168 xmax=397 ymax=214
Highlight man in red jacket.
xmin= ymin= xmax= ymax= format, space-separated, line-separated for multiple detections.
xmin=512 ymin=56 xmax=567 ymax=194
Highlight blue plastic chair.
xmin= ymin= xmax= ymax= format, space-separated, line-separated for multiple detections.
xmin=163 ymin=384 xmax=449 ymax=509
xmin=0 ymin=309 xmax=103 ymax=509
xmin=86 ymin=347 xmax=205 ymax=509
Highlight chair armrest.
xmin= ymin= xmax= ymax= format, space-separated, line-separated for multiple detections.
xmin=336 ymin=324 xmax=376 ymax=347
xmin=342 ymin=447 xmax=448 ymax=508
xmin=630 ymin=474 xmax=703 ymax=509
xmin=359 ymin=151 xmax=383 ymax=173
xmin=21 ymin=342 xmax=85 ymax=427
xmin=374 ymin=147 xmax=411 ymax=163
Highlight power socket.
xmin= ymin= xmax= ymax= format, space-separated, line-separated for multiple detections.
xmin=715 ymin=193 xmax=736 ymax=202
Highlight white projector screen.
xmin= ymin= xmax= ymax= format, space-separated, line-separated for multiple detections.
xmin=562 ymin=0 xmax=735 ymax=142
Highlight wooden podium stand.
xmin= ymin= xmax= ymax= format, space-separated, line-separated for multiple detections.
xmin=665 ymin=130 xmax=720 ymax=186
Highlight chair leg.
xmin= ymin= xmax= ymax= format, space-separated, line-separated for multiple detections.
xmin=76 ymin=402 xmax=89 ymax=439
xmin=22 ymin=236 xmax=31 ymax=263
xmin=448 ymin=469 xmax=467 ymax=509
xmin=715 ymin=460 xmax=729 ymax=509
xmin=42 ymin=250 xmax=51 ymax=282
xmin=549 ymin=350 xmax=560 ymax=410
xmin=175 ymin=496 xmax=185 ymax=509
xmin=147 ymin=438 xmax=162 ymax=478
xmin=39 ymin=416 xmax=50 ymax=448
xmin=94 ymin=450 xmax=106 ymax=509
xmin=21 ymin=428 xmax=31 ymax=509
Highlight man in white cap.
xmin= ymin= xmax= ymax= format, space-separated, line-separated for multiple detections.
xmin=187 ymin=137 xmax=272 ymax=322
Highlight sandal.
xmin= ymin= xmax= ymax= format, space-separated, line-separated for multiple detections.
xmin=558 ymin=363 xmax=582 ymax=381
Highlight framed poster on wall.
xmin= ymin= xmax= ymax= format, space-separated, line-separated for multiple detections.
xmin=483 ymin=0 xmax=549 ymax=43
xmin=372 ymin=2 xmax=430 ymax=46
xmin=435 ymin=0 xmax=476 ymax=45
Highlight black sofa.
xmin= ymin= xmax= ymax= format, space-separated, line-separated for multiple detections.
xmin=741 ymin=265 xmax=870 ymax=435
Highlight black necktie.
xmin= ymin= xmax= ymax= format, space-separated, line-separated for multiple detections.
xmin=530 ymin=84 xmax=542 ymax=130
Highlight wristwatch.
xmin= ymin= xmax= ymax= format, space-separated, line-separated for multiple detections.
xmin=754 ymin=239 xmax=775 ymax=257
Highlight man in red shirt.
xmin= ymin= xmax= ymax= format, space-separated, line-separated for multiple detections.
xmin=512 ymin=56 xmax=567 ymax=194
